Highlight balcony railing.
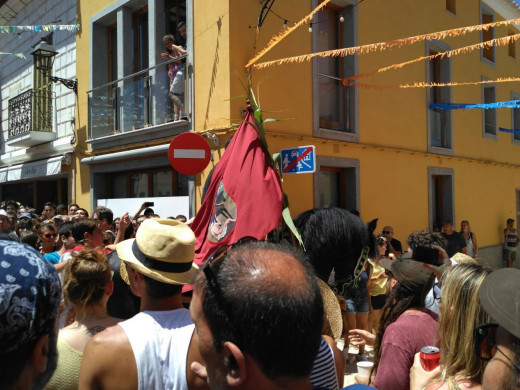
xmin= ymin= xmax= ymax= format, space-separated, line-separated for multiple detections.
xmin=8 ymin=89 xmax=53 ymax=139
xmin=87 ymin=55 xmax=190 ymax=140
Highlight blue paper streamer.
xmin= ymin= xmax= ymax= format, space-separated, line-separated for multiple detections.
xmin=429 ymin=100 xmax=520 ymax=110
xmin=499 ymin=127 xmax=520 ymax=134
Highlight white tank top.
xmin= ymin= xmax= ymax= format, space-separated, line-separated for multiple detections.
xmin=119 ymin=309 xmax=194 ymax=390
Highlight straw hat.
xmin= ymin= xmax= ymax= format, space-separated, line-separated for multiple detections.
xmin=451 ymin=252 xmax=477 ymax=265
xmin=317 ymin=278 xmax=343 ymax=342
xmin=116 ymin=218 xmax=198 ymax=285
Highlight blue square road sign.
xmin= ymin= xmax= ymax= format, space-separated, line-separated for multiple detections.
xmin=281 ymin=145 xmax=316 ymax=174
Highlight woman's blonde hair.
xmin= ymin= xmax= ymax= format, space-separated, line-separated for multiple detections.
xmin=437 ymin=263 xmax=492 ymax=388
xmin=62 ymin=250 xmax=111 ymax=312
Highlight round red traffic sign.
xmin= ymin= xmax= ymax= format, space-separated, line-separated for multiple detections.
xmin=168 ymin=132 xmax=211 ymax=175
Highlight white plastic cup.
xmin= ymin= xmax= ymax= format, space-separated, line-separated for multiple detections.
xmin=356 ymin=361 xmax=374 ymax=377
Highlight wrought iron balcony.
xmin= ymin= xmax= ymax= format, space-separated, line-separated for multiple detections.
xmin=87 ymin=54 xmax=190 ymax=148
xmin=7 ymin=88 xmax=56 ymax=147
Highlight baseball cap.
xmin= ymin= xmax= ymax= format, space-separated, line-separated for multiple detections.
xmin=0 ymin=209 xmax=7 ymax=217
xmin=380 ymin=258 xmax=434 ymax=294
xmin=19 ymin=212 xmax=32 ymax=219
xmin=479 ymin=268 xmax=520 ymax=339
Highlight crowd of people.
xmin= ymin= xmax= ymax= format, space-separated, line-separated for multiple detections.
xmin=0 ymin=201 xmax=519 ymax=390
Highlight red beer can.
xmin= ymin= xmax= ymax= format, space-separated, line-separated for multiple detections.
xmin=420 ymin=346 xmax=440 ymax=371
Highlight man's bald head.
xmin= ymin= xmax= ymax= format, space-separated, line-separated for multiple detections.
xmin=194 ymin=241 xmax=323 ymax=381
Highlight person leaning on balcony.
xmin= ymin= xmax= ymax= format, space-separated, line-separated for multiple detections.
xmin=168 ymin=22 xmax=188 ymax=120
xmin=162 ymin=34 xmax=183 ymax=121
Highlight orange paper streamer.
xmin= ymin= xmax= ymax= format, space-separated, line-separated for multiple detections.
xmin=252 ymin=17 xmax=520 ymax=70
xmin=347 ymin=77 xmax=520 ymax=91
xmin=345 ymin=33 xmax=520 ymax=82
xmin=246 ymin=0 xmax=331 ymax=69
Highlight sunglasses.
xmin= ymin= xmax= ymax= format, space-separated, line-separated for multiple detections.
xmin=382 ymin=231 xmax=391 ymax=235
xmin=40 ymin=233 xmax=58 ymax=239
xmin=204 ymin=236 xmax=258 ymax=270
xmin=19 ymin=226 xmax=32 ymax=231
xmin=432 ymin=282 xmax=442 ymax=302
xmin=475 ymin=323 xmax=520 ymax=373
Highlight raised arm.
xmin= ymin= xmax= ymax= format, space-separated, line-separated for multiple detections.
xmin=113 ymin=212 xmax=130 ymax=245
xmin=132 ymin=202 xmax=149 ymax=221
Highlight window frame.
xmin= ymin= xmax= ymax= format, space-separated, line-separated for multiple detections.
xmin=508 ymin=29 xmax=517 ymax=59
xmin=482 ymin=78 xmax=497 ymax=140
xmin=312 ymin=0 xmax=359 ymax=143
xmin=480 ymin=3 xmax=496 ymax=66
xmin=314 ymin=156 xmax=359 ymax=210
xmin=446 ymin=0 xmax=456 ymax=15
xmin=428 ymin=167 xmax=455 ymax=231
xmin=426 ymin=40 xmax=453 ymax=155
xmin=511 ymin=91 xmax=520 ymax=144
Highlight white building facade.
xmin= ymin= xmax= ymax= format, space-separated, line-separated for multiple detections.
xmin=0 ymin=0 xmax=77 ymax=210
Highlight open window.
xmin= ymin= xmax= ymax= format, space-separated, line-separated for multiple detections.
xmin=480 ymin=4 xmax=495 ymax=64
xmin=482 ymin=81 xmax=497 ymax=138
xmin=313 ymin=0 xmax=358 ymax=142
xmin=427 ymin=41 xmax=452 ymax=154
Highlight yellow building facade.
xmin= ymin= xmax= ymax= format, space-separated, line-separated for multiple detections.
xmin=76 ymin=0 xmax=520 ymax=267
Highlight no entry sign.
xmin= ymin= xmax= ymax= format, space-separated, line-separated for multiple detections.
xmin=168 ymin=132 xmax=211 ymax=175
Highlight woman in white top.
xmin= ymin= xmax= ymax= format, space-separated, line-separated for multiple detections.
xmin=460 ymin=220 xmax=478 ymax=258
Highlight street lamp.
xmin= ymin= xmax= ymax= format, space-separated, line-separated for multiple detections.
xmin=31 ymin=39 xmax=77 ymax=94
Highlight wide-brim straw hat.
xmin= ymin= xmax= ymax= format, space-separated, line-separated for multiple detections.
xmin=317 ymin=278 xmax=343 ymax=342
xmin=116 ymin=218 xmax=198 ymax=285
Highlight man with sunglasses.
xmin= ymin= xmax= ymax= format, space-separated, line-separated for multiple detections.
xmin=382 ymin=226 xmax=402 ymax=258
xmin=478 ymin=268 xmax=520 ymax=390
xmin=189 ymin=241 xmax=326 ymax=390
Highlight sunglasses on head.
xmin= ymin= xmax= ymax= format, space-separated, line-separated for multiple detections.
xmin=40 ymin=233 xmax=57 ymax=239
xmin=377 ymin=238 xmax=388 ymax=247
xmin=204 ymin=236 xmax=258 ymax=269
xmin=475 ymin=323 xmax=520 ymax=373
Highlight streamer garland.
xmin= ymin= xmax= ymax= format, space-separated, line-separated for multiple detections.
xmin=0 ymin=52 xmax=26 ymax=59
xmin=345 ymin=33 xmax=520 ymax=82
xmin=0 ymin=24 xmax=80 ymax=33
xmin=347 ymin=77 xmax=520 ymax=91
xmin=246 ymin=0 xmax=331 ymax=69
xmin=251 ymin=17 xmax=520 ymax=70
xmin=429 ymin=100 xmax=520 ymax=110
xmin=499 ymin=127 xmax=520 ymax=134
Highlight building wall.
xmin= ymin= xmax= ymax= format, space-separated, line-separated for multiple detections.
xmin=0 ymin=0 xmax=76 ymax=207
xmin=192 ymin=0 xmax=520 ymax=268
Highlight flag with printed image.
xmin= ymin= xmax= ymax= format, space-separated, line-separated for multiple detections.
xmin=189 ymin=109 xmax=283 ymax=270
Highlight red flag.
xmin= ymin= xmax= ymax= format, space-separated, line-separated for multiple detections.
xmin=189 ymin=110 xmax=283 ymax=269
